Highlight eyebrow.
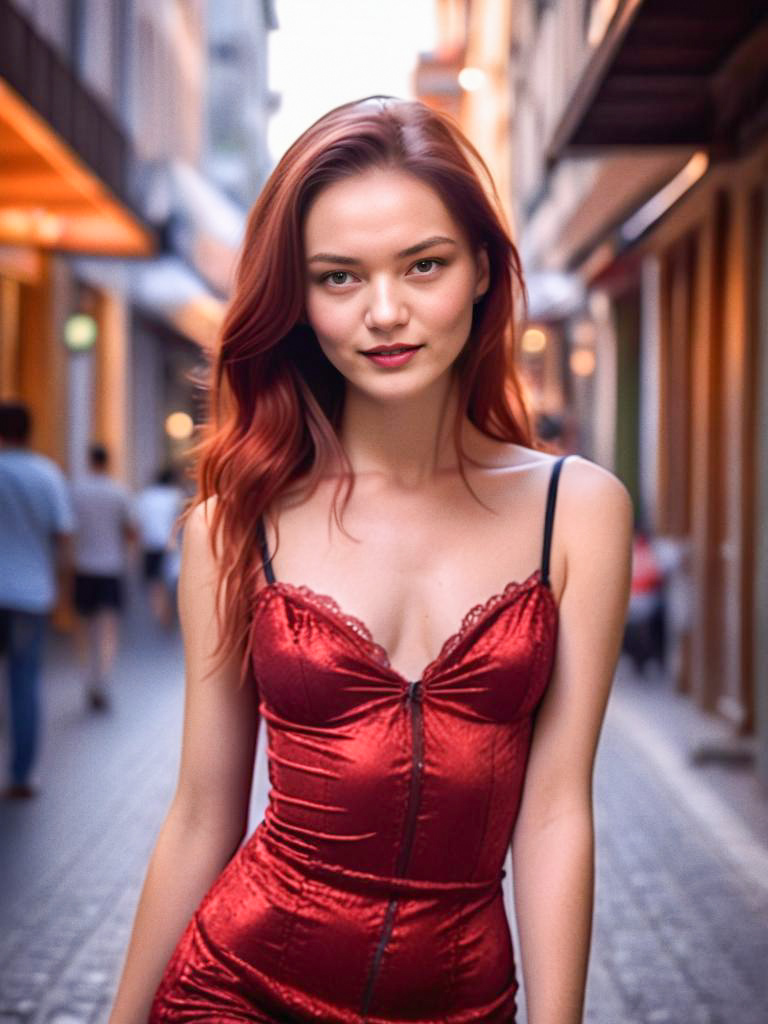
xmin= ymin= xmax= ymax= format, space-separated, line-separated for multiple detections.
xmin=307 ymin=235 xmax=458 ymax=265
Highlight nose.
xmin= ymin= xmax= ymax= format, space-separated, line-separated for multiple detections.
xmin=364 ymin=276 xmax=409 ymax=333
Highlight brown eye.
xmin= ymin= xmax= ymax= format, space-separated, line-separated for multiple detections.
xmin=411 ymin=259 xmax=440 ymax=275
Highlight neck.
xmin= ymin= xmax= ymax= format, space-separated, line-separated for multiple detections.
xmin=338 ymin=371 xmax=470 ymax=488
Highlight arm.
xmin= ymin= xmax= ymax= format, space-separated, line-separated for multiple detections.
xmin=108 ymin=498 xmax=260 ymax=1024
xmin=123 ymin=520 xmax=140 ymax=548
xmin=51 ymin=470 xmax=75 ymax=595
xmin=53 ymin=530 xmax=74 ymax=594
xmin=512 ymin=458 xmax=633 ymax=1024
xmin=123 ymin=493 xmax=141 ymax=550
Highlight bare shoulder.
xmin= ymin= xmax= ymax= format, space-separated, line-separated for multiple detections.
xmin=556 ymin=454 xmax=634 ymax=595
xmin=558 ymin=453 xmax=633 ymax=514
xmin=181 ymin=495 xmax=222 ymax=568
xmin=493 ymin=444 xmax=632 ymax=520
xmin=177 ymin=496 xmax=233 ymax=626
xmin=185 ymin=494 xmax=220 ymax=534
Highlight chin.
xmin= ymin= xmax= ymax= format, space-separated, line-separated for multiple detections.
xmin=348 ymin=368 xmax=456 ymax=404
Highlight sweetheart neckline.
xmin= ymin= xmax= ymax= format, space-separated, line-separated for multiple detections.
xmin=252 ymin=567 xmax=558 ymax=685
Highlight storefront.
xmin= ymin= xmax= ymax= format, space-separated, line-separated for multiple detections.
xmin=0 ymin=3 xmax=153 ymax=472
xmin=545 ymin=1 xmax=768 ymax=778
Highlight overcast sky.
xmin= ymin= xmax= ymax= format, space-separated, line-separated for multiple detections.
xmin=268 ymin=0 xmax=437 ymax=162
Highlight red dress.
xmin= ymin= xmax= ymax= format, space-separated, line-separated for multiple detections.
xmin=149 ymin=455 xmax=567 ymax=1023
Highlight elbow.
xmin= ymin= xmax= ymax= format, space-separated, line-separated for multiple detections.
xmin=165 ymin=792 xmax=250 ymax=857
xmin=512 ymin=799 xmax=594 ymax=854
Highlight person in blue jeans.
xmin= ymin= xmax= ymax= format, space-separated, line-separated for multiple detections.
xmin=0 ymin=401 xmax=74 ymax=799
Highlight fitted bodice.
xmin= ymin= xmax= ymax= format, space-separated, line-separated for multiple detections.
xmin=249 ymin=568 xmax=559 ymax=890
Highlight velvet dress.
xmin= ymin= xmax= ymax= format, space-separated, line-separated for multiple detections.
xmin=149 ymin=455 xmax=568 ymax=1023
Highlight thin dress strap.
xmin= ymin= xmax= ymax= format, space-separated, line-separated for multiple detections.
xmin=256 ymin=515 xmax=276 ymax=585
xmin=540 ymin=455 xmax=569 ymax=588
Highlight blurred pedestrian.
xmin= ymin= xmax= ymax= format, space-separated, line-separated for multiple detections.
xmin=135 ymin=467 xmax=185 ymax=629
xmin=71 ymin=443 xmax=138 ymax=711
xmin=622 ymin=517 xmax=666 ymax=677
xmin=0 ymin=401 xmax=74 ymax=799
xmin=535 ymin=410 xmax=567 ymax=454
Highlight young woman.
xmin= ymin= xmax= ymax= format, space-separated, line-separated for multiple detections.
xmin=109 ymin=97 xmax=633 ymax=1024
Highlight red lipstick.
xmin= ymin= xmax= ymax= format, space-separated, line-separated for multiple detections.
xmin=361 ymin=344 xmax=424 ymax=368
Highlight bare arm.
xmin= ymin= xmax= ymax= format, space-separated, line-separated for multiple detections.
xmin=52 ymin=530 xmax=74 ymax=596
xmin=512 ymin=458 xmax=633 ymax=1024
xmin=108 ymin=498 xmax=260 ymax=1023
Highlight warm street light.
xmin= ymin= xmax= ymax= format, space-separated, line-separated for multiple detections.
xmin=165 ymin=411 xmax=194 ymax=441
xmin=521 ymin=327 xmax=547 ymax=354
xmin=570 ymin=348 xmax=596 ymax=377
xmin=458 ymin=67 xmax=487 ymax=92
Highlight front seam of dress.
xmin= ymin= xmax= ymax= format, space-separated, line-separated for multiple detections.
xmin=361 ymin=679 xmax=426 ymax=1019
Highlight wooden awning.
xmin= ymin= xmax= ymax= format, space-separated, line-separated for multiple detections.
xmin=548 ymin=0 xmax=768 ymax=161
xmin=0 ymin=82 xmax=153 ymax=255
xmin=0 ymin=1 xmax=153 ymax=256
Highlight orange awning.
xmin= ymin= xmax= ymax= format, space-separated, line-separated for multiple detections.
xmin=0 ymin=79 xmax=153 ymax=257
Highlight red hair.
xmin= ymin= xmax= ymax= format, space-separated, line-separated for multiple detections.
xmin=182 ymin=96 xmax=535 ymax=686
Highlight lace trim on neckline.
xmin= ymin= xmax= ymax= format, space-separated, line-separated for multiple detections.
xmin=254 ymin=568 xmax=553 ymax=682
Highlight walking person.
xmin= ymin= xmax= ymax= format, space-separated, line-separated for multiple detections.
xmin=71 ymin=443 xmax=138 ymax=711
xmin=109 ymin=98 xmax=633 ymax=1023
xmin=0 ymin=401 xmax=74 ymax=799
xmin=135 ymin=467 xmax=186 ymax=630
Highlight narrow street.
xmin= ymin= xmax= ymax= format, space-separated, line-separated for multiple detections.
xmin=2 ymin=2 xmax=768 ymax=1023
xmin=1 ymin=585 xmax=766 ymax=1024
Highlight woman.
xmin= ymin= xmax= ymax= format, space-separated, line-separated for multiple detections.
xmin=109 ymin=97 xmax=633 ymax=1024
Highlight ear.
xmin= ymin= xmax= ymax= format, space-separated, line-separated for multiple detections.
xmin=474 ymin=246 xmax=490 ymax=301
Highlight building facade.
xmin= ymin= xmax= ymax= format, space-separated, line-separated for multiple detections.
xmin=1 ymin=0 xmax=277 ymax=491
xmin=508 ymin=0 xmax=768 ymax=784
xmin=1 ymin=0 xmax=277 ymax=633
xmin=416 ymin=0 xmax=768 ymax=784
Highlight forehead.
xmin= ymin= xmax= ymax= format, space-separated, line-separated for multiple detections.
xmin=303 ymin=168 xmax=467 ymax=255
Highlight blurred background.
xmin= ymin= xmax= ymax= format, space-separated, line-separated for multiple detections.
xmin=0 ymin=1 xmax=767 ymax=1022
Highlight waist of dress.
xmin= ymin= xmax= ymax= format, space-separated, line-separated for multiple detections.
xmin=253 ymin=826 xmax=506 ymax=900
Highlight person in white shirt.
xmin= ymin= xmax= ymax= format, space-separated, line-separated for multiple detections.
xmin=135 ymin=467 xmax=186 ymax=629
xmin=71 ymin=443 xmax=138 ymax=710
xmin=0 ymin=401 xmax=74 ymax=798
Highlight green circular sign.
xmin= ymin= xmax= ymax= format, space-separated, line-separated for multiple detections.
xmin=63 ymin=313 xmax=98 ymax=351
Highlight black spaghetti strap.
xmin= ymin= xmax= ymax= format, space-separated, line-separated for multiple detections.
xmin=540 ymin=455 xmax=568 ymax=588
xmin=257 ymin=515 xmax=276 ymax=585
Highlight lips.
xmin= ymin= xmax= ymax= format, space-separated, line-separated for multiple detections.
xmin=361 ymin=344 xmax=423 ymax=356
xmin=360 ymin=344 xmax=424 ymax=369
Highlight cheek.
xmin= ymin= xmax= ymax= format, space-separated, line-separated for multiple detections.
xmin=305 ymin=291 xmax=351 ymax=346
xmin=421 ymin=282 xmax=475 ymax=342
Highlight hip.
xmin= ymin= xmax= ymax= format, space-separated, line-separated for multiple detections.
xmin=150 ymin=825 xmax=518 ymax=1022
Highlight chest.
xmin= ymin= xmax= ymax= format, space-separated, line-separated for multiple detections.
xmin=251 ymin=571 xmax=557 ymax=726
xmin=260 ymin=499 xmax=546 ymax=683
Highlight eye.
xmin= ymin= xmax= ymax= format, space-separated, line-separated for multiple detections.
xmin=409 ymin=258 xmax=442 ymax=276
xmin=322 ymin=270 xmax=354 ymax=287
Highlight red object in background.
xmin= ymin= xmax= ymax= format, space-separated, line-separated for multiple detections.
xmin=631 ymin=534 xmax=664 ymax=595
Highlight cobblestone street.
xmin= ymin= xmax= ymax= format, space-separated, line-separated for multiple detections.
xmin=1 ymin=592 xmax=767 ymax=1024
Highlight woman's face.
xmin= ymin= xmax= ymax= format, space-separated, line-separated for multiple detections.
xmin=302 ymin=168 xmax=489 ymax=402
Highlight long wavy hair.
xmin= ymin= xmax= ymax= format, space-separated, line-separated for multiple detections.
xmin=181 ymin=96 xmax=535 ymax=686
